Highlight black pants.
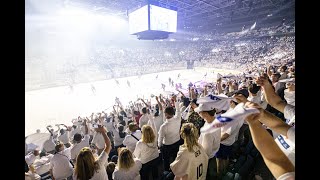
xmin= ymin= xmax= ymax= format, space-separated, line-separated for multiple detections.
xmin=140 ymin=156 xmax=161 ymax=180
xmin=161 ymin=140 xmax=182 ymax=171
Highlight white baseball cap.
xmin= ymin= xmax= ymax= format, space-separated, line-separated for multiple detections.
xmin=194 ymin=103 xmax=216 ymax=113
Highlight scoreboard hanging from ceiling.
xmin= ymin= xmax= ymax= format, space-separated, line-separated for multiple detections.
xmin=128 ymin=2 xmax=177 ymax=40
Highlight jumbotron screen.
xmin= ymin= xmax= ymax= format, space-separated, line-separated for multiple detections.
xmin=128 ymin=5 xmax=149 ymax=34
xmin=149 ymin=5 xmax=177 ymax=33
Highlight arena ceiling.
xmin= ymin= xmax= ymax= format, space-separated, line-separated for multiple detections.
xmin=26 ymin=0 xmax=295 ymax=32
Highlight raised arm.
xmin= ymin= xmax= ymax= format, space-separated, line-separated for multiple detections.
xmin=159 ymin=94 xmax=166 ymax=107
xmin=172 ymin=95 xmax=181 ymax=119
xmin=155 ymin=96 xmax=163 ymax=111
xmin=245 ymin=102 xmax=292 ymax=137
xmin=245 ymin=110 xmax=294 ymax=179
xmin=267 ymin=65 xmax=273 ymax=78
xmin=96 ymin=126 xmax=111 ymax=154
xmin=216 ymin=78 xmax=223 ymax=94
xmin=83 ymin=119 xmax=88 ymax=135
xmin=256 ymin=75 xmax=286 ymax=113
xmin=176 ymin=90 xmax=186 ymax=99
xmin=46 ymin=125 xmax=53 ymax=136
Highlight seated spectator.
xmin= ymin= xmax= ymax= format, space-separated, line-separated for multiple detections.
xmin=49 ymin=142 xmax=73 ymax=180
xmin=25 ymin=149 xmax=40 ymax=166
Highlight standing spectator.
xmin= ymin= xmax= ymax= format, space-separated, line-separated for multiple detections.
xmin=147 ymin=96 xmax=164 ymax=140
xmin=133 ymin=125 xmax=160 ymax=180
xmin=43 ymin=125 xmax=56 ymax=154
xmin=58 ymin=124 xmax=71 ymax=148
xmin=215 ymin=100 xmax=244 ymax=178
xmin=113 ymin=148 xmax=142 ymax=180
xmin=70 ymin=119 xmax=89 ymax=163
xmin=243 ymin=101 xmax=294 ymax=179
xmin=139 ymin=106 xmax=149 ymax=129
xmin=113 ymin=124 xmax=126 ymax=152
xmin=123 ymin=122 xmax=142 ymax=153
xmin=158 ymin=95 xmax=182 ymax=171
xmin=194 ymin=103 xmax=221 ymax=180
xmin=73 ymin=126 xmax=111 ymax=180
xmin=170 ymin=123 xmax=209 ymax=180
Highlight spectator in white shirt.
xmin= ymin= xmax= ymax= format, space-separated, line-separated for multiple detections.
xmin=113 ymin=124 xmax=126 ymax=152
xmin=25 ymin=164 xmax=41 ymax=180
xmin=25 ymin=149 xmax=40 ymax=166
xmin=147 ymin=96 xmax=164 ymax=140
xmin=170 ymin=123 xmax=209 ymax=180
xmin=33 ymin=153 xmax=54 ymax=179
xmin=243 ymin=101 xmax=295 ymax=180
xmin=247 ymin=84 xmax=267 ymax=109
xmin=58 ymin=124 xmax=71 ymax=148
xmin=43 ymin=125 xmax=56 ymax=154
xmin=139 ymin=107 xmax=149 ymax=129
xmin=158 ymin=96 xmax=182 ymax=171
xmin=133 ymin=125 xmax=160 ymax=180
xmin=284 ymin=82 xmax=295 ymax=106
xmin=194 ymin=103 xmax=221 ymax=180
xmin=215 ymin=100 xmax=244 ymax=178
xmin=113 ymin=148 xmax=142 ymax=180
xmin=123 ymin=122 xmax=142 ymax=153
xmin=256 ymin=75 xmax=295 ymax=165
xmin=49 ymin=142 xmax=73 ymax=180
xmin=73 ymin=126 xmax=111 ymax=180
xmin=70 ymin=119 xmax=90 ymax=162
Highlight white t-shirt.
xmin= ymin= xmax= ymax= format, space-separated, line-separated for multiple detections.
xmin=73 ymin=151 xmax=109 ymax=180
xmin=284 ymin=104 xmax=295 ymax=126
xmin=284 ymin=89 xmax=295 ymax=106
xmin=70 ymin=134 xmax=90 ymax=160
xmin=49 ymin=150 xmax=74 ymax=180
xmin=199 ymin=122 xmax=221 ymax=159
xmin=70 ymin=127 xmax=82 ymax=141
xmin=275 ymin=127 xmax=295 ymax=166
xmin=139 ymin=114 xmax=149 ymax=128
xmin=104 ymin=120 xmax=115 ymax=133
xmin=43 ymin=136 xmax=55 ymax=152
xmin=170 ymin=145 xmax=209 ymax=180
xmin=158 ymin=102 xmax=181 ymax=147
xmin=25 ymin=153 xmax=39 ymax=166
xmin=247 ymin=91 xmax=268 ymax=110
xmin=147 ymin=111 xmax=164 ymax=135
xmin=33 ymin=154 xmax=54 ymax=176
xmin=58 ymin=131 xmax=70 ymax=144
xmin=220 ymin=117 xmax=243 ymax=146
xmin=113 ymin=129 xmax=126 ymax=147
xmin=92 ymin=132 xmax=106 ymax=149
xmin=123 ymin=130 xmax=142 ymax=153
xmin=113 ymin=159 xmax=142 ymax=180
xmin=133 ymin=141 xmax=159 ymax=164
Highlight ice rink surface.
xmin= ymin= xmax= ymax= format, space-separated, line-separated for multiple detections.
xmin=25 ymin=67 xmax=240 ymax=136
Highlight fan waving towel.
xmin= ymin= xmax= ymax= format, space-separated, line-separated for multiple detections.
xmin=200 ymin=103 xmax=260 ymax=133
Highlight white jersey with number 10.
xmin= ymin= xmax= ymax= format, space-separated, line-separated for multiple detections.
xmin=170 ymin=144 xmax=209 ymax=180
